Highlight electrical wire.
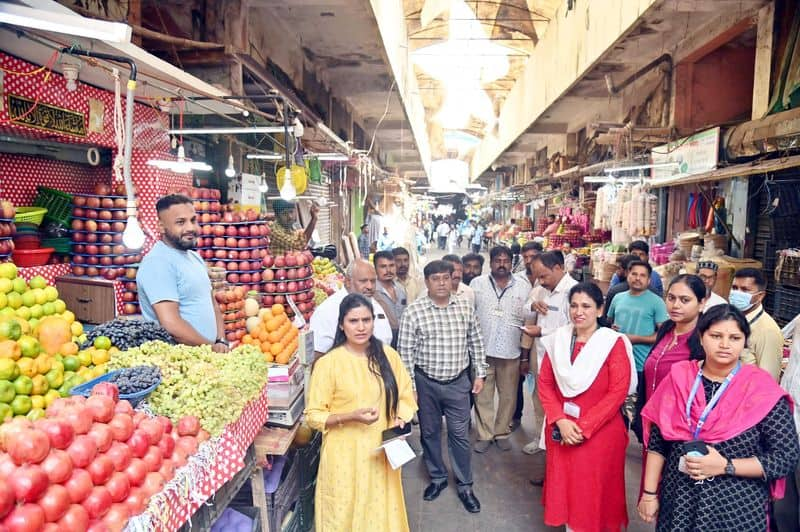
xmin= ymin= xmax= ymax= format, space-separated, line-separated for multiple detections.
xmin=366 ymin=79 xmax=396 ymax=156
xmin=0 ymin=50 xmax=59 ymax=125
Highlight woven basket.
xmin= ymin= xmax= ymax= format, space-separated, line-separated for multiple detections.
xmin=14 ymin=207 xmax=47 ymax=226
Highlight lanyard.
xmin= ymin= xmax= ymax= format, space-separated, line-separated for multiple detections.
xmin=748 ymin=309 xmax=764 ymax=326
xmin=685 ymin=362 xmax=740 ymax=440
xmin=488 ymin=275 xmax=513 ymax=304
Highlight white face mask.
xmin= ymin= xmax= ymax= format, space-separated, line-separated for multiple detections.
xmin=728 ymin=289 xmax=753 ymax=311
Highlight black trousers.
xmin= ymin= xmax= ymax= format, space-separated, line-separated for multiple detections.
xmin=415 ymin=369 xmax=474 ymax=492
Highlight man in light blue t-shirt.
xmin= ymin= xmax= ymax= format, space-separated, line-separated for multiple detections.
xmin=607 ymin=260 xmax=668 ymax=372
xmin=136 ymin=194 xmax=229 ymax=352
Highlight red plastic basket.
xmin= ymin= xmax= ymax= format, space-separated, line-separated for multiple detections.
xmin=12 ymin=248 xmax=54 ymax=267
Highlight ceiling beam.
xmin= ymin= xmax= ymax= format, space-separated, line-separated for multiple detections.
xmin=526 ymin=122 xmax=569 ymax=134
xmin=659 ymin=0 xmax=765 ymax=12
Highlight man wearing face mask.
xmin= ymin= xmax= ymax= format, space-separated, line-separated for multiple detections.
xmin=730 ymin=268 xmax=784 ymax=381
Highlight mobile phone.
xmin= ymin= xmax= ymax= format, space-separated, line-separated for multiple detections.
xmin=382 ymin=424 xmax=411 ymax=443
xmin=551 ymin=426 xmax=562 ymax=442
xmin=683 ymin=440 xmax=708 ymax=457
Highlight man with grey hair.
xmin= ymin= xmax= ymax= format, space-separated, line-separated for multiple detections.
xmin=309 ymin=259 xmax=393 ymax=358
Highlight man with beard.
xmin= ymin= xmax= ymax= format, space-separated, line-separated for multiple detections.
xmin=393 ymin=247 xmax=423 ymax=303
xmin=461 ymin=253 xmax=484 ymax=286
xmin=373 ymin=250 xmax=407 ymax=347
xmin=137 ymin=194 xmax=228 ymax=352
xmin=471 ymin=246 xmax=532 ymax=452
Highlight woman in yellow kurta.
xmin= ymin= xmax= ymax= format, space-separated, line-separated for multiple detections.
xmin=305 ymin=293 xmax=417 ymax=532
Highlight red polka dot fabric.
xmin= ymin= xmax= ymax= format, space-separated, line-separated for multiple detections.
xmin=17 ymin=263 xmax=71 ymax=284
xmin=138 ymin=384 xmax=270 ymax=530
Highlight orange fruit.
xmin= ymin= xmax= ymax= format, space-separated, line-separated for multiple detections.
xmin=242 ymin=334 xmax=253 ymax=344
xmin=260 ymin=341 xmax=271 ymax=353
xmin=0 ymin=339 xmax=21 ymax=360
xmin=263 ymin=353 xmax=274 ymax=363
xmin=269 ymin=343 xmax=282 ymax=356
xmin=265 ymin=318 xmax=280 ymax=332
xmin=267 ymin=331 xmax=282 ymax=343
xmin=287 ymin=327 xmax=298 ymax=340
xmin=271 ymin=304 xmax=284 ymax=316
xmin=59 ymin=342 xmax=78 ymax=356
xmin=288 ymin=339 xmax=298 ymax=353
xmin=276 ymin=351 xmax=291 ymax=364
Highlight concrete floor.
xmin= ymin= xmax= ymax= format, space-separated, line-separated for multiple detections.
xmin=400 ymin=244 xmax=652 ymax=531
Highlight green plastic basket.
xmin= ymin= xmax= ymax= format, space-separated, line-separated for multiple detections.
xmin=14 ymin=207 xmax=47 ymax=226
xmin=40 ymin=237 xmax=70 ymax=254
xmin=34 ymin=186 xmax=73 ymax=228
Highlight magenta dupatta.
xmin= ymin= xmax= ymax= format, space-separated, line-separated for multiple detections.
xmin=641 ymin=359 xmax=793 ymax=497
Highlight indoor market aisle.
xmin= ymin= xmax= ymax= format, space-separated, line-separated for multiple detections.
xmin=401 ymin=244 xmax=651 ymax=531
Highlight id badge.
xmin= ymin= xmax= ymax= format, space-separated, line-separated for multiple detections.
xmin=491 ymin=308 xmax=504 ymax=318
xmin=678 ymin=456 xmax=689 ymax=474
xmin=563 ymin=401 xmax=581 ymax=419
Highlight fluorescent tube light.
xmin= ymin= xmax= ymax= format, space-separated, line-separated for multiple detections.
xmin=0 ymin=3 xmax=132 ymax=43
xmin=604 ymin=162 xmax=679 ymax=174
xmin=246 ymin=153 xmax=284 ymax=160
xmin=304 ymin=153 xmax=349 ymax=161
xmin=167 ymin=126 xmax=289 ymax=135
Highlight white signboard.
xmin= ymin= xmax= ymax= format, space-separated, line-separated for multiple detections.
xmin=651 ymin=127 xmax=720 ymax=180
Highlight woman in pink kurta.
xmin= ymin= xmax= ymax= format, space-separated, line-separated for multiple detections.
xmin=643 ymin=274 xmax=707 ymax=399
xmin=538 ymin=282 xmax=636 ymax=532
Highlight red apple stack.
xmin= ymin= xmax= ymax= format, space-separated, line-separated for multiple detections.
xmin=260 ymin=250 xmax=316 ymax=322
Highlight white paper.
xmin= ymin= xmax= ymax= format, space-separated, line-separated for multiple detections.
xmin=381 ymin=438 xmax=416 ymax=470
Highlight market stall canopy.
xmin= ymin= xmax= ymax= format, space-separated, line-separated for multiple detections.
xmin=0 ymin=0 xmax=246 ymax=117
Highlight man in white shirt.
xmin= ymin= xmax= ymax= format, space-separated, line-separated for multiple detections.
xmin=520 ymin=251 xmax=578 ymax=455
xmin=309 ymin=259 xmax=393 ymax=358
xmin=697 ymin=261 xmax=727 ymax=312
xmin=436 ymin=220 xmax=451 ymax=250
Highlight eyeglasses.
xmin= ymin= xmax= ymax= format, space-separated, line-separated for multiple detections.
xmin=698 ymin=274 xmax=716 ymax=281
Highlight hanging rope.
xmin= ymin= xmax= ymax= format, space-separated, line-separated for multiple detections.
xmin=111 ymin=67 xmax=126 ymax=184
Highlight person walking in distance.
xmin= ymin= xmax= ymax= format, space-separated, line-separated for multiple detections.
xmin=373 ymin=250 xmax=407 ymax=348
xmin=398 ymin=260 xmax=486 ymax=513
xmin=471 ymin=246 xmax=532 ymax=452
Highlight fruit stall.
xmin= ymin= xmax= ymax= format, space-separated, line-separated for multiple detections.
xmin=0 ymin=260 xmax=322 ymax=531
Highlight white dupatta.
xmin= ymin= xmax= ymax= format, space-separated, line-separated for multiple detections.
xmin=540 ymin=324 xmax=637 ymax=398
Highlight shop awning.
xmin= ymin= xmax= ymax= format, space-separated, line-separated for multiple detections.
xmin=1 ymin=0 xmax=244 ymax=117
xmin=649 ymin=154 xmax=800 ymax=188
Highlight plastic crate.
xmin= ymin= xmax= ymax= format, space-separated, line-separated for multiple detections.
xmin=34 ymin=186 xmax=73 ymax=228
xmin=69 ymin=369 xmax=160 ymax=407
xmin=265 ymin=453 xmax=300 ymax=532
xmin=773 ymin=285 xmax=800 ymax=323
xmin=296 ymin=432 xmax=321 ymax=489
xmin=40 ymin=237 xmax=70 ymax=254
xmin=295 ymin=481 xmax=315 ymax=532
xmin=14 ymin=207 xmax=47 ymax=226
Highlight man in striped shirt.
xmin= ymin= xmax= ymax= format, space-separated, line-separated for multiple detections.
xmin=398 ymin=260 xmax=486 ymax=513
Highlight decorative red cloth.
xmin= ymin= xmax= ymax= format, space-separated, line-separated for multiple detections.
xmin=538 ymin=338 xmax=631 ymax=532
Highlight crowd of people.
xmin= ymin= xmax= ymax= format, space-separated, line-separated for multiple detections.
xmin=304 ymin=236 xmax=800 ymax=532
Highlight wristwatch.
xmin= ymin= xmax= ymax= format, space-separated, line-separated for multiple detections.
xmin=215 ymin=338 xmax=229 ymax=347
xmin=724 ymin=458 xmax=736 ymax=476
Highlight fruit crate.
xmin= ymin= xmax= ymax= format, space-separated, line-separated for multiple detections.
xmin=34 ymin=186 xmax=73 ymax=228
xmin=294 ymin=480 xmax=315 ymax=532
xmin=296 ymin=432 xmax=321 ymax=489
xmin=773 ymin=285 xmax=800 ymax=324
xmin=187 ymin=445 xmax=258 ymax=531
xmin=69 ymin=369 xmax=161 ymax=407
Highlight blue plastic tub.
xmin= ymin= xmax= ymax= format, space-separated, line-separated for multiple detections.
xmin=69 ymin=369 xmax=161 ymax=407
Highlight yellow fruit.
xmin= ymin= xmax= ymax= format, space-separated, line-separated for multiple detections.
xmin=28 ymin=276 xmax=47 ymax=290
xmin=45 ymin=368 xmax=63 ymax=389
xmin=0 ymin=293 xmax=7 ymax=310
xmin=20 ymin=291 xmax=35 ymax=308
xmin=91 ymin=349 xmax=110 ymax=366
xmin=0 ymin=263 xmax=16 ymax=281
xmin=60 ymin=342 xmax=78 ymax=357
xmin=108 ymin=346 xmax=119 ymax=357
xmin=31 ymin=375 xmax=49 ymax=395
xmin=11 ymin=278 xmax=27 ymax=295
xmin=43 ymin=286 xmax=58 ymax=302
xmin=31 ymin=288 xmax=46 ymax=305
xmin=50 ymin=359 xmax=64 ymax=374
xmin=77 ymin=350 xmax=92 ymax=367
xmin=30 ymin=395 xmax=45 ymax=410
xmin=34 ymin=354 xmax=52 ymax=374
xmin=36 ymin=316 xmax=71 ymax=355
xmin=41 ymin=302 xmax=55 ymax=316
xmin=17 ymin=336 xmax=39 ymax=358
xmin=93 ymin=336 xmax=112 ymax=350
xmin=14 ymin=306 xmax=30 ymax=321
xmin=29 ymin=304 xmax=43 ymax=319
xmin=0 ymin=278 xmax=11 ymax=294
xmin=6 ymin=293 xmax=21 ymax=310
xmin=77 ymin=367 xmax=93 ymax=380
xmin=44 ymin=389 xmax=60 ymax=406
xmin=70 ymin=322 xmax=83 ymax=337
xmin=16 ymin=358 xmax=35 ymax=378
xmin=0 ymin=340 xmax=20 ymax=361
xmin=93 ymin=363 xmax=108 ymax=376
xmin=61 ymin=310 xmax=75 ymax=324
xmin=53 ymin=300 xmax=66 ymax=314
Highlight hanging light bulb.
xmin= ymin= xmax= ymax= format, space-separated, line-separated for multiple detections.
xmin=279 ymin=171 xmax=296 ymax=201
xmin=259 ymin=174 xmax=268 ymax=193
xmin=225 ymin=154 xmax=236 ymax=178
xmin=122 ymin=216 xmax=146 ymax=249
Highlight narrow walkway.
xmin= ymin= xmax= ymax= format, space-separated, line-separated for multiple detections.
xmin=401 ymin=244 xmax=651 ymax=531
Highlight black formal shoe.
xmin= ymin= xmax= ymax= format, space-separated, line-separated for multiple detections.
xmin=529 ymin=478 xmax=544 ymax=487
xmin=458 ymin=489 xmax=481 ymax=513
xmin=423 ymin=481 xmax=448 ymax=501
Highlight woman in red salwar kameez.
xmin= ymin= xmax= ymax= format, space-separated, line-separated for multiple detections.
xmin=538 ymin=282 xmax=636 ymax=532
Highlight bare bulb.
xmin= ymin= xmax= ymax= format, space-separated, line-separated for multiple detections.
xmin=279 ymin=172 xmax=296 ymax=201
xmin=122 ymin=217 xmax=146 ymax=249
xmin=225 ymin=155 xmax=236 ymax=178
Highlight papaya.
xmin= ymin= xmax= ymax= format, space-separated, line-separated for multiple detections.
xmin=36 ymin=316 xmax=72 ymax=355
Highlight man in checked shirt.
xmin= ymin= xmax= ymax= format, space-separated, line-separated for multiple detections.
xmin=398 ymin=260 xmax=487 ymax=514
